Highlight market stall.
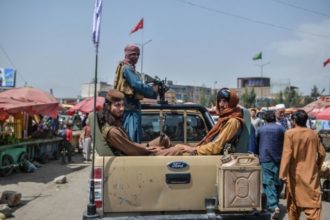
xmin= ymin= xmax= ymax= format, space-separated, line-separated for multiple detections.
xmin=0 ymin=87 xmax=61 ymax=176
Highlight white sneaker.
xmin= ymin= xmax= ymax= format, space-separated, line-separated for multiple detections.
xmin=271 ymin=207 xmax=280 ymax=219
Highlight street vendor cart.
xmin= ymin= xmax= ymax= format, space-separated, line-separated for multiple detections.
xmin=0 ymin=87 xmax=61 ymax=176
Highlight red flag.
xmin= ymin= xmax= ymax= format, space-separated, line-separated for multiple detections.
xmin=130 ymin=18 xmax=144 ymax=34
xmin=324 ymin=58 xmax=330 ymax=67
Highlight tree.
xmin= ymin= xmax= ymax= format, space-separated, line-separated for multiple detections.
xmin=277 ymin=91 xmax=284 ymax=104
xmin=207 ymin=90 xmax=217 ymax=107
xmin=199 ymin=87 xmax=207 ymax=106
xmin=283 ymin=86 xmax=301 ymax=107
xmin=303 ymin=95 xmax=314 ymax=106
xmin=241 ymin=88 xmax=256 ymax=108
xmin=310 ymin=85 xmax=320 ymax=100
xmin=303 ymin=85 xmax=323 ymax=105
xmin=183 ymin=95 xmax=191 ymax=103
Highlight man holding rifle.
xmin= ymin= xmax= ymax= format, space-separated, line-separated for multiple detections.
xmin=114 ymin=44 xmax=159 ymax=143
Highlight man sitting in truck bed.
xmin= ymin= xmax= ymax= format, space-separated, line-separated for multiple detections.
xmin=95 ymin=90 xmax=183 ymax=156
xmin=175 ymin=88 xmax=244 ymax=155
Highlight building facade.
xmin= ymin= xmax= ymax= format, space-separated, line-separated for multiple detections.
xmin=81 ymin=81 xmax=112 ymax=98
xmin=237 ymin=77 xmax=271 ymax=98
xmin=167 ymin=81 xmax=212 ymax=103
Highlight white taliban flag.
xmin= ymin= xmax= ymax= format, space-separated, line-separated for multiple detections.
xmin=92 ymin=0 xmax=103 ymax=45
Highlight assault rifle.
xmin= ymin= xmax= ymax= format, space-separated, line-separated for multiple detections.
xmin=144 ymin=74 xmax=169 ymax=104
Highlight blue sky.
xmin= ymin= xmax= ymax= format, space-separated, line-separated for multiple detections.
xmin=1 ymin=0 xmax=330 ymax=98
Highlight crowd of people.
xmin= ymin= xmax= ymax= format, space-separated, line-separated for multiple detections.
xmin=248 ymin=105 xmax=326 ymax=219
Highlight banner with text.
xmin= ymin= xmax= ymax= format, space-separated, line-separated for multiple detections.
xmin=0 ymin=68 xmax=16 ymax=87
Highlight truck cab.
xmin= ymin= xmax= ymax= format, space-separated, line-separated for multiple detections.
xmin=84 ymin=103 xmax=270 ymax=220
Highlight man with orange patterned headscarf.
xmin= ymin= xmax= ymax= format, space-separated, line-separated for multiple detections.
xmin=175 ymin=88 xmax=244 ymax=155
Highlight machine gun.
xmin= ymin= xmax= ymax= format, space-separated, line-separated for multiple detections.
xmin=159 ymin=113 xmax=167 ymax=146
xmin=144 ymin=74 xmax=169 ymax=104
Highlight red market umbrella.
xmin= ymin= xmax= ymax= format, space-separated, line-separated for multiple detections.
xmin=0 ymin=108 xmax=10 ymax=121
xmin=303 ymin=97 xmax=330 ymax=116
xmin=309 ymin=107 xmax=326 ymax=117
xmin=0 ymin=87 xmax=59 ymax=118
xmin=67 ymin=96 xmax=105 ymax=115
xmin=316 ymin=107 xmax=330 ymax=120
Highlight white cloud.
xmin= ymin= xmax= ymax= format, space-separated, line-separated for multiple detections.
xmin=268 ymin=19 xmax=330 ymax=95
xmin=271 ymin=19 xmax=330 ymax=58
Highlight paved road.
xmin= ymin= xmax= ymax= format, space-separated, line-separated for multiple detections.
xmin=1 ymin=153 xmax=330 ymax=220
xmin=1 ymin=154 xmax=90 ymax=220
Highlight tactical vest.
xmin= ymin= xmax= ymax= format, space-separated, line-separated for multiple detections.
xmin=114 ymin=62 xmax=144 ymax=100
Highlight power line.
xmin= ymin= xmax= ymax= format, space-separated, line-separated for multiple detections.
xmin=270 ymin=0 xmax=330 ymax=18
xmin=176 ymin=0 xmax=330 ymax=39
xmin=0 ymin=43 xmax=27 ymax=85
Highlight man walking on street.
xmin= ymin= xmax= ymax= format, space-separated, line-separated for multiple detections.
xmin=279 ymin=110 xmax=326 ymax=220
xmin=256 ymin=110 xmax=285 ymax=219
xmin=81 ymin=119 xmax=92 ymax=161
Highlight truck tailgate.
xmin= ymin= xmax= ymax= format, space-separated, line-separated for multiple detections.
xmin=100 ymin=155 xmax=220 ymax=212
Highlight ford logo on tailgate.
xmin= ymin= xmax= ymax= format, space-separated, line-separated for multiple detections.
xmin=167 ymin=161 xmax=189 ymax=170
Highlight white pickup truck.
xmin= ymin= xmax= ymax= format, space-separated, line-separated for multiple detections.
xmin=83 ymin=103 xmax=270 ymax=220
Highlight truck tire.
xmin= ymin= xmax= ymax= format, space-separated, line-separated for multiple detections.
xmin=0 ymin=155 xmax=14 ymax=176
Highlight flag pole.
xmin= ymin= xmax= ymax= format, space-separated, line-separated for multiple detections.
xmin=140 ymin=27 xmax=144 ymax=74
xmin=327 ymin=65 xmax=330 ymax=95
xmin=85 ymin=42 xmax=100 ymax=218
xmin=83 ymin=35 xmax=100 ymax=220
xmin=84 ymin=0 xmax=102 ymax=219
xmin=324 ymin=58 xmax=330 ymax=95
xmin=256 ymin=58 xmax=270 ymax=77
xmin=260 ymin=58 xmax=263 ymax=77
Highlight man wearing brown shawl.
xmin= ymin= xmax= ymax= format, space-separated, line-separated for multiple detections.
xmin=279 ymin=110 xmax=325 ymax=220
xmin=175 ymin=88 xmax=244 ymax=155
xmin=96 ymin=89 xmax=182 ymax=156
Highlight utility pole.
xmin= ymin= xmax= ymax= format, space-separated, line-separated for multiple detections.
xmin=256 ymin=61 xmax=270 ymax=77
xmin=137 ymin=39 xmax=152 ymax=74
xmin=256 ymin=61 xmax=270 ymax=100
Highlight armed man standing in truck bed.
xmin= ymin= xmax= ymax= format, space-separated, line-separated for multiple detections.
xmin=175 ymin=88 xmax=244 ymax=155
xmin=113 ymin=44 xmax=159 ymax=143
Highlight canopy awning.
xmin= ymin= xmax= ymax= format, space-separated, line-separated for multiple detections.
xmin=0 ymin=87 xmax=59 ymax=120
xmin=67 ymin=96 xmax=105 ymax=115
